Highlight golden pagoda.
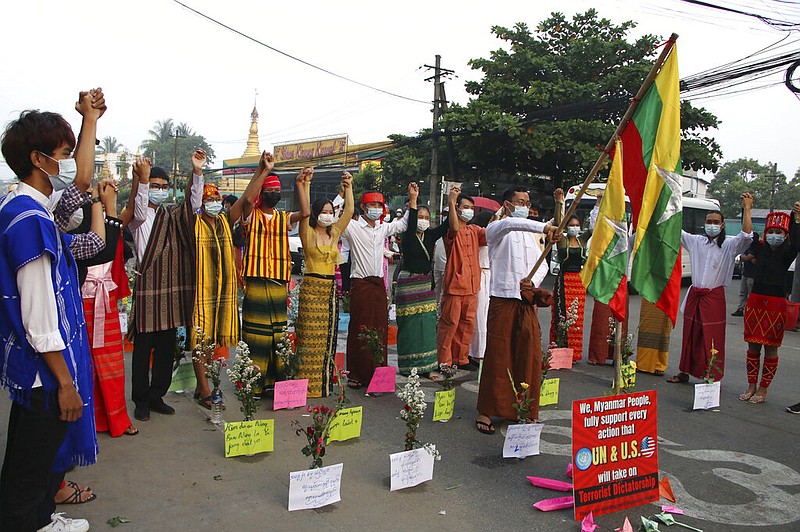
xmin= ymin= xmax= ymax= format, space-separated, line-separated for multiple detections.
xmin=241 ymin=103 xmax=261 ymax=158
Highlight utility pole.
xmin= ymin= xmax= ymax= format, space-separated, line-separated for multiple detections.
xmin=172 ymin=130 xmax=185 ymax=202
xmin=424 ymin=55 xmax=454 ymax=219
xmin=769 ymin=161 xmax=778 ymax=212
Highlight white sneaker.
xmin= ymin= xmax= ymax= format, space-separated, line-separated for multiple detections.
xmin=37 ymin=512 xmax=90 ymax=532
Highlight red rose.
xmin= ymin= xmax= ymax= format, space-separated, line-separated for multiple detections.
xmin=307 ymin=427 xmax=313 ymax=436
xmin=404 ymin=404 xmax=411 ymax=411
xmin=516 ymin=392 xmax=523 ymax=400
xmin=236 ymin=381 xmax=243 ymax=389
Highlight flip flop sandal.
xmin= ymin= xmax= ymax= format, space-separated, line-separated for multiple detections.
xmin=738 ymin=391 xmax=755 ymax=401
xmin=653 ymin=370 xmax=665 ymax=376
xmin=347 ymin=380 xmax=363 ymax=390
xmin=124 ymin=425 xmax=139 ymax=436
xmin=55 ymin=481 xmax=96 ymax=505
xmin=475 ymin=419 xmax=495 ymax=435
xmin=748 ymin=394 xmax=767 ymax=404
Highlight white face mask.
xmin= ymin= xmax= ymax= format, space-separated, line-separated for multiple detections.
xmin=705 ymin=224 xmax=722 ymax=238
xmin=459 ymin=208 xmax=474 ymax=222
xmin=366 ymin=207 xmax=383 ymax=221
xmin=39 ymin=153 xmax=77 ymax=191
xmin=65 ymin=208 xmax=84 ymax=232
xmin=203 ymin=200 xmax=223 ymax=217
xmin=511 ymin=205 xmax=528 ymax=218
xmin=317 ymin=213 xmax=335 ymax=227
xmin=766 ymin=233 xmax=785 ymax=246
xmin=417 ymin=219 xmax=430 ymax=232
xmin=149 ymin=188 xmax=169 ymax=206
xmin=567 ymin=226 xmax=581 ymax=237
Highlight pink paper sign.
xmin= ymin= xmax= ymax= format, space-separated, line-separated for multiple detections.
xmin=273 ymin=379 xmax=309 ymax=410
xmin=549 ymin=348 xmax=574 ymax=370
xmin=526 ymin=476 xmax=573 ymax=492
xmin=367 ymin=366 xmax=397 ymax=393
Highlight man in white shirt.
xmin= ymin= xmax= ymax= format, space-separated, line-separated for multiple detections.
xmin=121 ymin=150 xmax=205 ymax=421
xmin=336 ymin=184 xmax=415 ymax=388
xmin=667 ymin=193 xmax=753 ymax=384
xmin=475 ymin=186 xmax=556 ymax=434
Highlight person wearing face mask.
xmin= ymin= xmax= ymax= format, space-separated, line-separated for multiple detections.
xmin=190 ymin=184 xmax=240 ymax=409
xmin=0 ymin=90 xmax=106 ymax=531
xmin=333 ymin=184 xmax=413 ymax=389
xmin=550 ymin=188 xmax=592 ymax=362
xmin=475 ymin=186 xmax=559 ymax=434
xmin=295 ymin=171 xmax=354 ymax=397
xmin=228 ymin=153 xmax=310 ymax=395
xmin=666 ymin=193 xmax=754 ymax=385
xmin=122 ymin=150 xmax=205 ymax=422
xmin=436 ymin=187 xmax=487 ymax=372
xmin=739 ymin=210 xmax=800 ymax=405
xmin=396 ymin=201 xmax=449 ymax=379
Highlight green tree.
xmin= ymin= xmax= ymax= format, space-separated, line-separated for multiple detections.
xmin=140 ymin=118 xmax=215 ymax=175
xmin=707 ymin=158 xmax=799 ymax=218
xmin=436 ymin=10 xmax=721 ymax=189
xmin=381 ymin=133 xmax=434 ymax=197
xmin=100 ymin=136 xmax=122 ymax=154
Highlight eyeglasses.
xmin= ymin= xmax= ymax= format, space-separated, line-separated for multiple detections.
xmin=509 ymin=200 xmax=531 ymax=207
xmin=150 ymin=183 xmax=170 ymax=191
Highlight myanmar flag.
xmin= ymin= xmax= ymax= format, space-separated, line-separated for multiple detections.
xmin=581 ymin=139 xmax=628 ymax=322
xmin=622 ymin=45 xmax=682 ymax=325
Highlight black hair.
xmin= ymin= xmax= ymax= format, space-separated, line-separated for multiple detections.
xmin=502 ymin=186 xmax=529 ymax=203
xmin=150 ymin=166 xmax=170 ymax=182
xmin=456 ymin=193 xmax=474 ymax=207
xmin=417 ymin=205 xmax=431 ymax=216
xmin=1 ymin=110 xmax=76 ymax=179
xmin=223 ymin=194 xmax=238 ymax=207
xmin=309 ymin=197 xmax=334 ymax=235
xmin=706 ymin=209 xmax=725 ymax=248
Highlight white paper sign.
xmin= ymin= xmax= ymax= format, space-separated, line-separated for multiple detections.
xmin=389 ymin=447 xmax=436 ymax=491
xmin=442 ymin=180 xmax=463 ymax=196
xmin=119 ymin=312 xmax=128 ymax=335
xmin=693 ymin=381 xmax=721 ymax=410
xmin=503 ymin=423 xmax=543 ymax=458
xmin=288 ymin=463 xmax=343 ymax=511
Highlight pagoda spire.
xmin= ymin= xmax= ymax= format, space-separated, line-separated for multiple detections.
xmin=242 ymin=91 xmax=261 ymax=157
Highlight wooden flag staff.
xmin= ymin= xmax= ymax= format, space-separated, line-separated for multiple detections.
xmin=523 ymin=33 xmax=679 ymax=284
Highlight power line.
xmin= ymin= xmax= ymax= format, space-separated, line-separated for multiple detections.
xmin=171 ymin=0 xmax=429 ymax=105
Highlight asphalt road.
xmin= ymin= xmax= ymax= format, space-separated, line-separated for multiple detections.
xmin=1 ymin=279 xmax=799 ymax=531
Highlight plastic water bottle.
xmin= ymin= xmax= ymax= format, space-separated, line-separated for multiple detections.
xmin=211 ymin=388 xmax=223 ymax=425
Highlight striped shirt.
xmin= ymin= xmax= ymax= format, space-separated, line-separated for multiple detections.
xmin=243 ymin=208 xmax=292 ymax=281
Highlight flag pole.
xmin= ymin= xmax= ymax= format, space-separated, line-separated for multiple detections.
xmin=613 ymin=319 xmax=623 ymax=395
xmin=524 ymin=33 xmax=679 ymax=283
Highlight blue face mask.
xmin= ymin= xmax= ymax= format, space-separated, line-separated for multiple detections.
xmin=766 ymin=233 xmax=785 ymax=247
xmin=149 ymin=188 xmax=169 ymax=206
xmin=705 ymin=224 xmax=722 ymax=238
xmin=511 ymin=205 xmax=528 ymax=218
xmin=203 ymin=200 xmax=223 ymax=217
xmin=39 ymin=152 xmax=77 ymax=191
xmin=366 ymin=207 xmax=383 ymax=221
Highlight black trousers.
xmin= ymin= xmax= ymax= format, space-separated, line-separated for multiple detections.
xmin=0 ymin=389 xmax=67 ymax=531
xmin=132 ymin=328 xmax=177 ymax=407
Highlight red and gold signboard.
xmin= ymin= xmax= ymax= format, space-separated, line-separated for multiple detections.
xmin=571 ymin=390 xmax=659 ymax=520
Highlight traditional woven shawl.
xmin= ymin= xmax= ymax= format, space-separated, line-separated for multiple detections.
xmin=133 ymin=200 xmax=196 ymax=334
xmin=192 ymin=213 xmax=239 ymax=347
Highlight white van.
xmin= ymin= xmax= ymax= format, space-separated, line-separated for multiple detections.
xmin=557 ymin=184 xmax=719 ymax=280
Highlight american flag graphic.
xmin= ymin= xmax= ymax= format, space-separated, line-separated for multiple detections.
xmin=641 ymin=436 xmax=656 ymax=458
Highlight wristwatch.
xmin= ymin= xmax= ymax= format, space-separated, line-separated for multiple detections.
xmin=91 ymin=197 xmax=102 ymax=204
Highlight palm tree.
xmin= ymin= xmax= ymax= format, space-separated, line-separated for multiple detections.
xmin=175 ymin=122 xmax=194 ymax=137
xmin=100 ymin=136 xmax=122 ymax=154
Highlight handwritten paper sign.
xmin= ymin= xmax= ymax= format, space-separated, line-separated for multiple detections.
xmin=327 ymin=406 xmax=363 ymax=443
xmin=367 ymin=366 xmax=397 ymax=393
xmin=119 ymin=312 xmax=128 ymax=335
xmin=273 ymin=379 xmax=309 ymax=410
xmin=168 ymin=360 xmax=197 ymax=393
xmin=503 ymin=423 xmax=543 ymax=458
xmin=550 ymin=348 xmax=574 ymax=370
xmin=693 ymin=381 xmax=721 ymax=410
xmin=389 ymin=447 xmax=436 ymax=491
xmin=432 ymin=389 xmax=455 ymax=421
xmin=540 ymin=378 xmax=559 ymax=406
xmin=288 ymin=463 xmax=343 ymax=511
xmin=224 ymin=419 xmax=274 ymax=457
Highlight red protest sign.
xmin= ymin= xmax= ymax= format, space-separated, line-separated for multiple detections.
xmin=571 ymin=390 xmax=659 ymax=520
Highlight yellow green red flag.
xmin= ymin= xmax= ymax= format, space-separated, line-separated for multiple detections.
xmin=580 ymin=139 xmax=628 ymax=321
xmin=621 ymin=44 xmax=682 ymax=324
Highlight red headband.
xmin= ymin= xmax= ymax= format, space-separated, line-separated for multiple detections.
xmin=261 ymin=174 xmax=281 ymax=190
xmin=361 ymin=192 xmax=385 ymax=205
xmin=765 ymin=211 xmax=790 ymax=233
